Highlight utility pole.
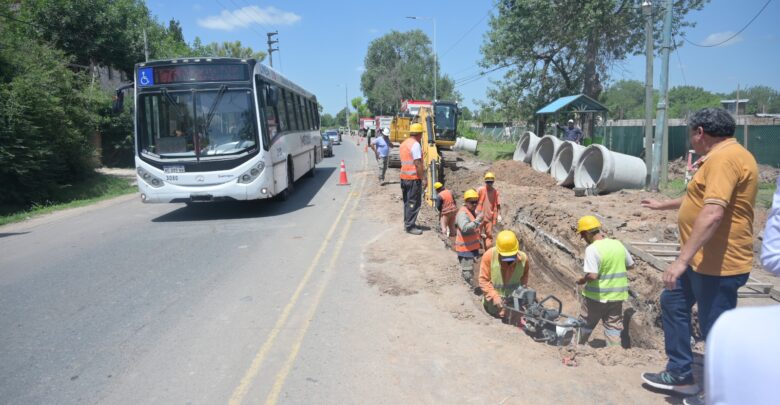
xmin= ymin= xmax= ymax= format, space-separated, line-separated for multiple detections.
xmin=650 ymin=0 xmax=672 ymax=191
xmin=642 ymin=1 xmax=654 ymax=187
xmin=266 ymin=31 xmax=279 ymax=68
xmin=344 ymin=84 xmax=351 ymax=134
xmin=143 ymin=28 xmax=149 ymax=62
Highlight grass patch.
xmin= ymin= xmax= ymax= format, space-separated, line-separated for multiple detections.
xmin=0 ymin=173 xmax=137 ymax=226
xmin=474 ymin=140 xmax=516 ymax=162
xmin=663 ymin=178 xmax=776 ymax=209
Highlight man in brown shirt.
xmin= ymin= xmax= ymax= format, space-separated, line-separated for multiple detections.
xmin=639 ymin=108 xmax=758 ymax=398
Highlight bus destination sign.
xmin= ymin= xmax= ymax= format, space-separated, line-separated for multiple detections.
xmin=151 ymin=64 xmax=249 ymax=85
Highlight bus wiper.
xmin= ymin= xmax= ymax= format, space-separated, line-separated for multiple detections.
xmin=161 ymin=88 xmax=179 ymax=107
xmin=204 ymin=85 xmax=227 ymax=134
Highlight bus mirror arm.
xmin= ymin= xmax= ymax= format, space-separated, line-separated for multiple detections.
xmin=112 ymin=82 xmax=134 ymax=114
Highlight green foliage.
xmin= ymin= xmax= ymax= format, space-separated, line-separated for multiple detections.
xmin=481 ymin=0 xmax=706 ymax=121
xmin=0 ymin=23 xmax=107 ymax=205
xmin=320 ymin=113 xmax=336 ymax=128
xmin=459 ymin=106 xmax=474 ymax=121
xmin=360 ymin=30 xmax=459 ymax=114
xmin=725 ymin=86 xmax=780 ymax=114
xmin=667 ymin=86 xmax=722 ymax=118
xmin=191 ymin=38 xmax=266 ymax=60
xmin=0 ymin=173 xmax=136 ymax=225
xmin=600 ymin=80 xmax=657 ymax=119
xmin=475 ymin=140 xmax=516 ymax=162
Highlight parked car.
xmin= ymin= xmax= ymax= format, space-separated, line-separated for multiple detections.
xmin=324 ymin=129 xmax=341 ymax=144
xmin=321 ymin=134 xmax=334 ymax=157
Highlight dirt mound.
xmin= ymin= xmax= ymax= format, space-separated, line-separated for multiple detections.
xmin=490 ymin=160 xmax=558 ymax=188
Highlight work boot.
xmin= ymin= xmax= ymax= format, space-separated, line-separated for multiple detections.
xmin=406 ymin=227 xmax=423 ymax=235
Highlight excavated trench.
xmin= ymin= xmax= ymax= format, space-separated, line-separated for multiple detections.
xmin=434 ymin=158 xmax=667 ymax=350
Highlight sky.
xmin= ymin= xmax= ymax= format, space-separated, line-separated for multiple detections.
xmin=146 ymin=0 xmax=780 ymax=116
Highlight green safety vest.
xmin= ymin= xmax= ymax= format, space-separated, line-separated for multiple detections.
xmin=483 ymin=248 xmax=526 ymax=316
xmin=582 ymin=238 xmax=629 ymax=302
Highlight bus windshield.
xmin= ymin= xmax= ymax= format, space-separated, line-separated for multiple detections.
xmin=138 ymin=88 xmax=257 ymax=159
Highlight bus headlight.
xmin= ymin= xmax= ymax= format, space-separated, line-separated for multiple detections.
xmin=137 ymin=167 xmax=164 ymax=188
xmin=237 ymin=161 xmax=266 ymax=184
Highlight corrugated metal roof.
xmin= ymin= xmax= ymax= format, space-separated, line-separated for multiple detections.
xmin=536 ymin=94 xmax=608 ymax=115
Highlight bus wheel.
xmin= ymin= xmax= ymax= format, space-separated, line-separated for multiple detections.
xmin=277 ymin=159 xmax=294 ymax=201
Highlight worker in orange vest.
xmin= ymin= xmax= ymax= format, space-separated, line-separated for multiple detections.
xmin=477 ymin=172 xmax=501 ymax=249
xmin=434 ymin=182 xmax=457 ymax=238
xmin=456 ymin=189 xmax=484 ymax=286
xmin=399 ymin=123 xmax=426 ymax=235
xmin=479 ymin=230 xmax=530 ymax=319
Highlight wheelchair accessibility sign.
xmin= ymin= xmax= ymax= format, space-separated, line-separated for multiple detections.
xmin=137 ymin=67 xmax=154 ymax=87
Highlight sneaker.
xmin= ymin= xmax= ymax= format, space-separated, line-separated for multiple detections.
xmin=641 ymin=371 xmax=699 ymax=395
xmin=406 ymin=227 xmax=423 ymax=235
xmin=682 ymin=392 xmax=705 ymax=405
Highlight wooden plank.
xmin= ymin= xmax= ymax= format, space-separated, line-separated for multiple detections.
xmin=645 ymin=250 xmax=680 ymax=256
xmin=623 ymin=241 xmax=668 ymax=271
xmin=630 ymin=242 xmax=681 ymax=248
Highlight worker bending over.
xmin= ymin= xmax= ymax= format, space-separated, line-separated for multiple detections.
xmin=434 ymin=182 xmax=457 ymax=238
xmin=575 ymin=216 xmax=634 ymax=347
xmin=455 ymin=189 xmax=483 ymax=285
xmin=479 ymin=230 xmax=530 ymax=319
xmin=477 ymin=172 xmax=501 ymax=249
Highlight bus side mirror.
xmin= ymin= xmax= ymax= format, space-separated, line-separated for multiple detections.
xmin=112 ymin=90 xmax=125 ymax=113
xmin=112 ymin=82 xmax=134 ymax=114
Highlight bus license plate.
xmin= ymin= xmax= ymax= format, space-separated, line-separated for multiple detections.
xmin=164 ymin=165 xmax=185 ymax=174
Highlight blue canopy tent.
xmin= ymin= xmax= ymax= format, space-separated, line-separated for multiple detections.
xmin=535 ymin=94 xmax=608 ymax=143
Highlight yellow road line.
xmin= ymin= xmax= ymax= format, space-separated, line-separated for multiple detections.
xmin=264 ymin=150 xmax=368 ymax=404
xmin=228 ymin=180 xmax=355 ymax=405
xmin=264 ymin=191 xmax=362 ymax=404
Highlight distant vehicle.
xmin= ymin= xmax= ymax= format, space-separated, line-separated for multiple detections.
xmin=338 ymin=126 xmax=346 ymax=134
xmin=321 ymin=134 xmax=334 ymax=157
xmin=324 ymin=129 xmax=341 ymax=144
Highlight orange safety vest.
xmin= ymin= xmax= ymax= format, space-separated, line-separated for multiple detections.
xmin=439 ymin=189 xmax=457 ymax=215
xmin=455 ymin=206 xmax=481 ymax=253
xmin=476 ymin=186 xmax=499 ymax=221
xmin=399 ymin=137 xmax=420 ymax=180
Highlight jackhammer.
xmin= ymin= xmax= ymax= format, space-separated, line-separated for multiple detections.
xmin=502 ymin=286 xmax=585 ymax=346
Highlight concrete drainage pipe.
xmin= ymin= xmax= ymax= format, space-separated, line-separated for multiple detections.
xmin=454 ymin=137 xmax=478 ymax=153
xmin=531 ymin=135 xmax=563 ymax=173
xmin=574 ymin=144 xmax=647 ymax=194
xmin=513 ymin=131 xmax=540 ymax=163
xmin=551 ymin=141 xmax=587 ymax=187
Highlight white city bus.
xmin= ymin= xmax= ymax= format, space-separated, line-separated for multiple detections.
xmin=122 ymin=57 xmax=322 ymax=203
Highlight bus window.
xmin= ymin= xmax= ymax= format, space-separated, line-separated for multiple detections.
xmin=257 ymin=80 xmax=278 ymax=147
xmin=276 ymin=88 xmax=289 ymax=132
xmin=284 ymin=90 xmax=298 ymax=131
xmin=298 ymin=95 xmax=309 ymax=130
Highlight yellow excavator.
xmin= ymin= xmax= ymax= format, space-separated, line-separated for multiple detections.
xmin=389 ymin=105 xmax=444 ymax=206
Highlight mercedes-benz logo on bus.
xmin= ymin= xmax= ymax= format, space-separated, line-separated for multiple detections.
xmin=196 ymin=175 xmax=205 ymax=182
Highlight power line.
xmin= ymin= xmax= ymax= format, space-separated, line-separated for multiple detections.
xmin=674 ymin=43 xmax=687 ymax=86
xmin=683 ymin=0 xmax=772 ymax=47
xmin=439 ymin=9 xmax=492 ymax=58
xmin=454 ymin=63 xmax=512 ymax=88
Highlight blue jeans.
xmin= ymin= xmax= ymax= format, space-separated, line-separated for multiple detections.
xmin=661 ymin=266 xmax=748 ymax=377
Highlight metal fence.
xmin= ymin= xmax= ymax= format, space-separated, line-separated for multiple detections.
xmin=595 ymin=124 xmax=780 ymax=167
xmin=471 ymin=126 xmax=530 ymax=144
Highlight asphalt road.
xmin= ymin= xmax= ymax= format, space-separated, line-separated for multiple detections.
xmin=0 ymin=138 xmax=379 ymax=404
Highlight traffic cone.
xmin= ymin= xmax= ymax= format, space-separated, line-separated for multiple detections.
xmin=337 ymin=160 xmax=350 ymax=186
xmin=357 ymin=136 xmax=361 ymax=145
xmin=364 ymin=142 xmax=368 ymax=153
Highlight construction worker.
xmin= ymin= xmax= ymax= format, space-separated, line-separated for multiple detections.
xmin=479 ymin=230 xmax=530 ymax=319
xmin=434 ymin=182 xmax=457 ymax=237
xmin=575 ymin=215 xmax=634 ymax=347
xmin=455 ymin=189 xmax=483 ymax=284
xmin=477 ymin=172 xmax=501 ymax=249
xmin=399 ymin=122 xmax=426 ymax=235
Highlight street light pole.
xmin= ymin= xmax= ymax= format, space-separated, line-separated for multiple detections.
xmin=345 ymin=83 xmax=351 ymax=134
xmin=642 ymin=1 xmax=654 ymax=187
xmin=406 ymin=16 xmax=437 ymax=101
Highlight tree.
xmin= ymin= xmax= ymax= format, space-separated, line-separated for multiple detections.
xmin=320 ymin=113 xmax=336 ymax=128
xmin=600 ymin=80 xmax=655 ymax=120
xmin=726 ymin=86 xmax=780 ymax=114
xmin=459 ymin=106 xmax=474 ymax=121
xmin=334 ymin=107 xmax=349 ymax=128
xmin=667 ymin=86 xmax=721 ymax=118
xmin=168 ymin=19 xmax=184 ymax=44
xmin=360 ymin=30 xmax=459 ymax=114
xmin=191 ymin=39 xmax=265 ymax=60
xmin=480 ymin=0 xmax=706 ymax=122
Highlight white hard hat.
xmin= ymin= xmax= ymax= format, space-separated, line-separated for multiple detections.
xmin=382 ymin=127 xmax=390 ymax=136
xmin=567 ymin=119 xmax=574 ymax=123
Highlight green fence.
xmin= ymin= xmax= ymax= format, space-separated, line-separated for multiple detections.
xmin=595 ymin=125 xmax=780 ymax=167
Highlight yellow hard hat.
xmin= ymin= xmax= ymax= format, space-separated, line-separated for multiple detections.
xmin=576 ymin=215 xmax=601 ymax=233
xmin=484 ymin=172 xmax=496 ymax=181
xmin=409 ymin=123 xmax=423 ymax=134
xmin=463 ymin=189 xmax=479 ymax=201
xmin=496 ymin=230 xmax=520 ymax=257
xmin=434 ymin=182 xmax=443 ymax=190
